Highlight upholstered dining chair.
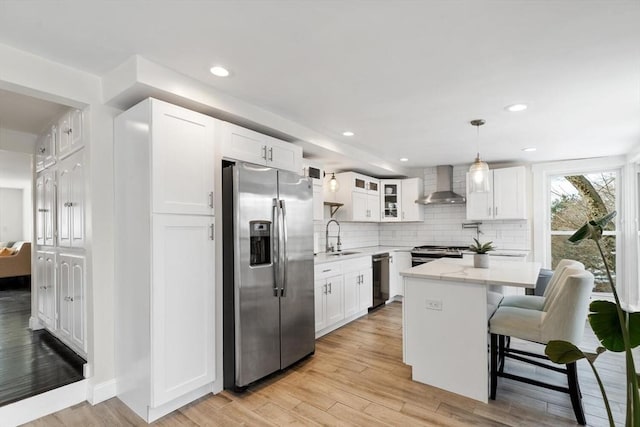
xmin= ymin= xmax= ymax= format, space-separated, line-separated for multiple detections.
xmin=499 ymin=259 xmax=585 ymax=311
xmin=488 ymin=267 xmax=594 ymax=425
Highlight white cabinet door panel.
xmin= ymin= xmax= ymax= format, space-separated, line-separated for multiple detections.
xmin=324 ymin=275 xmax=344 ymax=326
xmin=222 ymin=123 xmax=267 ymax=166
xmin=151 ymin=214 xmax=215 ymax=407
xmin=359 ymin=269 xmax=373 ymax=311
xmin=57 ymin=151 xmax=84 ymax=247
xmin=493 ymin=167 xmax=527 ymax=220
xmin=343 ymin=271 xmax=360 ymax=318
xmin=152 ymin=103 xmax=215 ymax=216
xmin=314 ymin=279 xmax=326 ymax=331
xmin=401 ymin=178 xmax=424 ymax=222
xmin=466 ymin=172 xmax=494 ymax=220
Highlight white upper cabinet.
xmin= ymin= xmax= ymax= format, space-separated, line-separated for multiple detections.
xmin=327 ymin=172 xmax=380 ymax=222
xmin=151 ymin=101 xmax=215 ymax=216
xmin=380 ymin=178 xmax=424 ymax=222
xmin=36 ymin=170 xmax=56 ymax=246
xmin=57 ymin=150 xmax=84 ymax=248
xmin=221 ymin=122 xmax=302 ymax=173
xmin=400 ymin=178 xmax=424 ymax=222
xmin=36 ymin=125 xmax=56 ymax=171
xmin=466 ymin=166 xmax=527 ymax=221
xmin=57 ymin=109 xmax=83 ymax=159
xmin=380 ymin=180 xmax=402 ymax=222
xmin=303 ymin=159 xmax=325 ymax=221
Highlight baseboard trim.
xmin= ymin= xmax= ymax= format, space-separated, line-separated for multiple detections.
xmin=88 ymin=378 xmax=117 ymax=405
xmin=29 ymin=316 xmax=43 ymax=330
xmin=0 ymin=379 xmax=88 ymax=427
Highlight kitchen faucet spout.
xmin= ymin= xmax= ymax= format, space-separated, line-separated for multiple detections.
xmin=325 ymin=219 xmax=342 ymax=252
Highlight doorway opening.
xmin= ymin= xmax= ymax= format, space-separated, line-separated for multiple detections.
xmin=0 ymin=88 xmax=86 ymax=407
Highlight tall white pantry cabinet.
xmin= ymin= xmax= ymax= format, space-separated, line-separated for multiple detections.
xmin=114 ymin=98 xmax=216 ymax=423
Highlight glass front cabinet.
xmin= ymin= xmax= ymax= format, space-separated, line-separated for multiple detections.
xmin=381 ymin=180 xmax=402 ymax=221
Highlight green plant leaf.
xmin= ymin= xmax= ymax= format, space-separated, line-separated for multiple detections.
xmin=545 ymin=340 xmax=586 ymax=363
xmin=568 ymin=211 xmax=616 ymax=243
xmin=589 ymin=300 xmax=626 ymax=352
xmin=594 ymin=211 xmax=617 ymax=228
xmin=629 ymin=310 xmax=640 ymax=349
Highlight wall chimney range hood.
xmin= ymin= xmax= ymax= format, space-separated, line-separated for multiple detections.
xmin=416 ymin=165 xmax=466 ymax=205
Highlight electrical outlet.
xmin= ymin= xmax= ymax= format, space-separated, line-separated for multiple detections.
xmin=425 ymin=299 xmax=442 ymax=311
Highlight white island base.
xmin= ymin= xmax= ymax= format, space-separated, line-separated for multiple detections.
xmin=401 ymin=258 xmax=540 ymax=403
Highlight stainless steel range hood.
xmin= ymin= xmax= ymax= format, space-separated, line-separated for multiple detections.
xmin=416 ymin=165 xmax=466 ymax=205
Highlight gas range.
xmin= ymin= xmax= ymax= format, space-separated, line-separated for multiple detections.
xmin=411 ymin=245 xmax=469 ymax=266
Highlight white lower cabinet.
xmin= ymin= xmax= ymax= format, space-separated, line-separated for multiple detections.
xmin=343 ymin=257 xmax=373 ymax=317
xmin=151 ymin=215 xmax=216 ymax=407
xmin=389 ymin=250 xmax=412 ymax=299
xmin=315 ymin=256 xmax=373 ymax=337
xmin=36 ymin=250 xmax=56 ymax=330
xmin=315 ymin=262 xmax=344 ymax=332
xmin=57 ymin=254 xmax=86 ymax=353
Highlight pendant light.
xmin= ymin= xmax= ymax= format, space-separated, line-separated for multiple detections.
xmin=468 ymin=119 xmax=490 ymax=193
xmin=328 ymin=172 xmax=339 ymax=192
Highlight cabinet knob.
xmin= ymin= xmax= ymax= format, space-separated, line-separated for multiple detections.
xmin=39 ymin=147 xmax=46 ymax=154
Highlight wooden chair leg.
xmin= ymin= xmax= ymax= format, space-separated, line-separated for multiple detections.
xmin=490 ymin=333 xmax=498 ymax=400
xmin=567 ymin=362 xmax=586 ymax=425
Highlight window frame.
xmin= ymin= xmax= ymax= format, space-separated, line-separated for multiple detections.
xmin=532 ymin=156 xmax=628 ymax=301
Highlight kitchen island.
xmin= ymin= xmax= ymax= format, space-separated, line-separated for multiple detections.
xmin=401 ymin=257 xmax=541 ymax=403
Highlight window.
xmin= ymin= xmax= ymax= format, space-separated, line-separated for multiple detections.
xmin=549 ymin=172 xmax=618 ymax=293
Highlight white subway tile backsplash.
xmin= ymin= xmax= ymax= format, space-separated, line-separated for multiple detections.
xmin=315 ymin=165 xmax=530 ymax=252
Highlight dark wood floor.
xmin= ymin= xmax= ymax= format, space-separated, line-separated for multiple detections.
xmin=0 ymin=278 xmax=85 ymax=407
xmin=25 ymin=301 xmax=633 ymax=426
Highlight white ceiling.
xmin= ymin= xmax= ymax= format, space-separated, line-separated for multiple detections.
xmin=0 ymin=1 xmax=638 ymax=170
xmin=0 ymin=88 xmax=68 ymax=135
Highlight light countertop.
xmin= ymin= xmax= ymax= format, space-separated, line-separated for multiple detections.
xmin=314 ymin=245 xmax=412 ymax=264
xmin=400 ymin=257 xmax=541 ymax=288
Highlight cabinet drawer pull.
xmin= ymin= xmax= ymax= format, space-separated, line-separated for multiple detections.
xmin=268 ymin=147 xmax=273 ymax=161
xmin=322 ymin=269 xmax=331 ymax=273
xmin=261 ymin=145 xmax=267 ymax=160
xmin=209 ymin=224 xmax=215 ymax=240
xmin=328 ymin=282 xmax=332 ymax=294
xmin=208 ymin=192 xmax=214 ymax=208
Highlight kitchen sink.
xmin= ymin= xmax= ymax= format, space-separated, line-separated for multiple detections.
xmin=327 ymin=251 xmax=360 ymax=257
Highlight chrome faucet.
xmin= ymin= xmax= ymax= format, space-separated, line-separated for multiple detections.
xmin=325 ymin=219 xmax=342 ymax=252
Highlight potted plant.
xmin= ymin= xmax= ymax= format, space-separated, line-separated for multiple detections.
xmin=545 ymin=211 xmax=639 ymax=427
xmin=469 ymin=238 xmax=495 ymax=268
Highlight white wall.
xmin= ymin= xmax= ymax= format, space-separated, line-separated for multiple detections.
xmin=0 ymin=188 xmax=23 ymax=241
xmin=0 ymin=149 xmax=33 ymax=241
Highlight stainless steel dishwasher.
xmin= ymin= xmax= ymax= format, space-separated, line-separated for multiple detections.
xmin=371 ymin=253 xmax=390 ymax=310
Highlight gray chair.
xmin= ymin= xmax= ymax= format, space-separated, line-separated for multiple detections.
xmin=489 ymin=267 xmax=594 ymax=425
xmin=499 ymin=259 xmax=584 ymax=311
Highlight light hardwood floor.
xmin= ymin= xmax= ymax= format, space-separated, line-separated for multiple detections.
xmin=26 ymin=302 xmax=629 ymax=426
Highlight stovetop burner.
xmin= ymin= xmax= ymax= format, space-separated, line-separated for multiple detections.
xmin=411 ymin=245 xmax=469 ymax=258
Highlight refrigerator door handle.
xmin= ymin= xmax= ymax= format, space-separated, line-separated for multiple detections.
xmin=280 ymin=199 xmax=288 ymax=297
xmin=272 ymin=198 xmax=280 ymax=297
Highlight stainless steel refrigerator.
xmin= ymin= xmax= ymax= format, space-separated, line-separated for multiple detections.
xmin=222 ymin=162 xmax=315 ymax=389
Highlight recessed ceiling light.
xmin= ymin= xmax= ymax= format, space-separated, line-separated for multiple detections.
xmin=400 ymin=158 xmax=409 ymax=162
xmin=522 ymin=147 xmax=537 ymax=152
xmin=342 ymin=131 xmax=354 ymax=137
xmin=506 ymin=103 xmax=528 ymax=112
xmin=210 ymin=66 xmax=230 ymax=77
